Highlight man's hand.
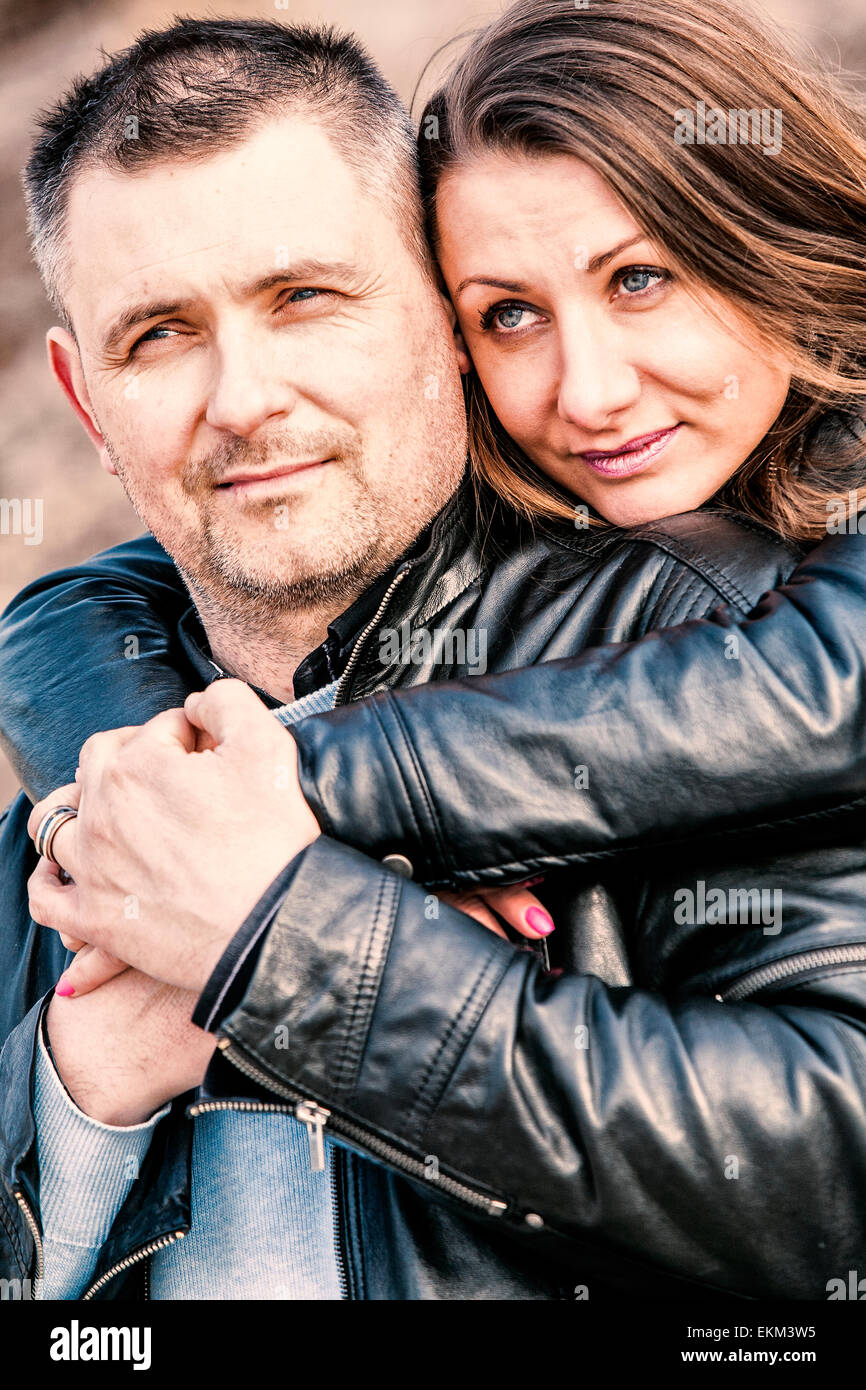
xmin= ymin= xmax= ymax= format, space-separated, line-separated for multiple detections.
xmin=27 ymin=682 xmax=320 ymax=993
xmin=45 ymin=959 xmax=217 ymax=1125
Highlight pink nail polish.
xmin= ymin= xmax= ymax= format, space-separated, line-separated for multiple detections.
xmin=525 ymin=906 xmax=554 ymax=936
xmin=55 ymin=979 xmax=75 ymax=997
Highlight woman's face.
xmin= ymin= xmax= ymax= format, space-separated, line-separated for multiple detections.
xmin=436 ymin=152 xmax=794 ymax=526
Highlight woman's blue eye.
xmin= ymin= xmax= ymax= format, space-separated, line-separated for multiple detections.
xmin=480 ymin=301 xmax=541 ymax=333
xmin=617 ymin=267 xmax=666 ymax=296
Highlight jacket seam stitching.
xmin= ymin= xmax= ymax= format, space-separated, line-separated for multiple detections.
xmin=627 ymin=534 xmax=756 ymax=612
xmin=414 ymin=953 xmax=517 ymax=1147
xmin=645 ymin=564 xmax=705 ymax=631
xmin=334 ymin=869 xmax=401 ymax=1099
xmin=405 ymin=947 xmax=512 ymax=1140
xmin=380 ymin=695 xmax=453 ymax=877
xmin=367 ymin=700 xmax=430 ymax=850
xmin=422 ymin=792 xmax=866 ymax=887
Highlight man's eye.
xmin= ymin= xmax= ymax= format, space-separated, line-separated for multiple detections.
xmin=280 ymin=288 xmax=333 ymax=309
xmin=480 ymin=302 xmax=544 ymax=335
xmin=132 ymin=325 xmax=178 ymax=351
xmin=613 ymin=266 xmax=670 ymax=299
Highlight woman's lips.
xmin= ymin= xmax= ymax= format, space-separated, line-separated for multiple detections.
xmin=577 ymin=425 xmax=681 ymax=478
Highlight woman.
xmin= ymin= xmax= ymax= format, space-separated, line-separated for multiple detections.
xmin=420 ymin=0 xmax=866 ymax=544
xmin=7 ymin=0 xmax=866 ymax=1297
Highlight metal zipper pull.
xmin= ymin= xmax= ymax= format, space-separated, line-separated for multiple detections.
xmin=295 ymin=1100 xmax=331 ymax=1171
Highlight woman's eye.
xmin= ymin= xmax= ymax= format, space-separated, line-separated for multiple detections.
xmin=614 ymin=266 xmax=670 ymax=299
xmin=480 ymin=302 xmax=545 ymax=335
xmin=496 ymin=305 xmax=525 ymax=329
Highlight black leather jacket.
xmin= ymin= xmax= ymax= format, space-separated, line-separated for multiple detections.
xmin=2 ymin=482 xmax=866 ymax=1300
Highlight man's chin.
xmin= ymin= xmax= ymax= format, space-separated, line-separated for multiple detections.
xmin=191 ymin=532 xmax=380 ymax=612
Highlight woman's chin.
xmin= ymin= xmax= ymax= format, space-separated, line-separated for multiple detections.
xmin=563 ymin=467 xmax=718 ymax=529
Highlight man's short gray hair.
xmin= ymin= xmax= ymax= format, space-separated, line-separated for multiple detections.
xmin=23 ymin=16 xmax=432 ymax=328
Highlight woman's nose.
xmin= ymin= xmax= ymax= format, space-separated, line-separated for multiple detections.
xmin=555 ymin=319 xmax=641 ymax=433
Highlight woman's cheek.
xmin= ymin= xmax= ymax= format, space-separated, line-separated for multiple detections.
xmin=475 ymin=345 xmax=551 ymax=448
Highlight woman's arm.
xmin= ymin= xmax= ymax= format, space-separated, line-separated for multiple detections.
xmin=3 ymin=529 xmax=866 ymax=875
xmin=294 ymin=527 xmax=866 ymax=884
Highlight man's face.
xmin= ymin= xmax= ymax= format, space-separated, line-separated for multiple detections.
xmin=53 ymin=115 xmax=467 ymax=610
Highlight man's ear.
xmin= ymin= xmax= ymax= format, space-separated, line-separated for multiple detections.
xmin=439 ymin=292 xmax=472 ymax=376
xmin=46 ymin=327 xmax=117 ymax=476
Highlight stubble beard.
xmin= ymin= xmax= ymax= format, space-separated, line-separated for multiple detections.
xmin=104 ymin=419 xmax=466 ymax=627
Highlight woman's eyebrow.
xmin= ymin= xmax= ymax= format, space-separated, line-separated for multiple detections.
xmin=585 ymin=233 xmax=646 ymax=272
xmin=454 ymin=275 xmax=527 ymax=300
xmin=454 ymin=234 xmax=648 ymax=301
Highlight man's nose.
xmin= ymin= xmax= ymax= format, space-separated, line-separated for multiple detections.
xmin=205 ymin=329 xmax=298 ymax=437
xmin=555 ymin=314 xmax=641 ymax=433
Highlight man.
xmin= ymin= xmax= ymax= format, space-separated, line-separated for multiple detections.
xmin=3 ymin=17 xmax=866 ymax=1302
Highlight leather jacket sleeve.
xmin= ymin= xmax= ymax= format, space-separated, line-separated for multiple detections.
xmin=1 ymin=527 xmax=865 ymax=869
xmin=216 ymin=834 xmax=866 ymax=1298
xmin=0 ymin=534 xmax=193 ymax=801
xmin=290 ymin=528 xmax=866 ymax=887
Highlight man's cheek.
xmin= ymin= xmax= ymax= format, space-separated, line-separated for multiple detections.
xmin=107 ymin=362 xmax=201 ymax=449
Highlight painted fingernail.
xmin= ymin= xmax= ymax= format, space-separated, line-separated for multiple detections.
xmin=55 ymin=978 xmax=75 ymax=997
xmin=520 ymin=875 xmax=546 ymax=889
xmin=525 ymin=906 xmax=554 ymax=936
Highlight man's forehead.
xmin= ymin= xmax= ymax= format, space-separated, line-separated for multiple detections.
xmin=63 ymin=116 xmax=375 ymax=325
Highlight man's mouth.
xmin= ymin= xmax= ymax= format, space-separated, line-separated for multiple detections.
xmin=215 ymin=458 xmax=333 ymax=494
xmin=576 ymin=425 xmax=681 ymax=479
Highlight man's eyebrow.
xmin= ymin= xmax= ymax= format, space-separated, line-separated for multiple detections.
xmin=453 ymin=235 xmax=648 ymax=300
xmin=236 ymin=260 xmax=360 ymax=296
xmin=101 ymin=300 xmax=192 ymax=354
xmin=100 ymin=260 xmax=359 ymax=353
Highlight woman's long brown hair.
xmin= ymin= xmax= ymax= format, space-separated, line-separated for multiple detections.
xmin=416 ymin=0 xmax=866 ymax=540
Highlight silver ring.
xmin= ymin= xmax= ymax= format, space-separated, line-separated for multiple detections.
xmin=35 ymin=806 xmax=78 ymax=865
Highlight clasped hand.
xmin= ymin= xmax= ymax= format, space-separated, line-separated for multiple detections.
xmin=27 ymin=680 xmax=554 ymax=999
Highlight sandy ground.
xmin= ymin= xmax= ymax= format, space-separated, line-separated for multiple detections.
xmin=0 ymin=0 xmax=864 ymax=809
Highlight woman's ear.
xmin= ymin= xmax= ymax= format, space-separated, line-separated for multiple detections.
xmin=439 ymin=291 xmax=473 ymax=376
xmin=46 ymin=327 xmax=117 ymax=476
xmin=452 ymin=320 xmax=472 ymax=376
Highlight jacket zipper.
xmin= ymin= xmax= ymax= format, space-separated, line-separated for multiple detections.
xmin=333 ymin=566 xmax=411 ymax=706
xmin=184 ymin=1094 xmax=349 ymax=1299
xmin=330 ymin=1149 xmax=350 ymax=1298
xmin=716 ymin=943 xmax=866 ymax=1003
xmin=12 ymin=1189 xmax=43 ymax=1300
xmin=80 ymin=1228 xmax=186 ymax=1301
xmin=200 ymin=1037 xmax=508 ymax=1219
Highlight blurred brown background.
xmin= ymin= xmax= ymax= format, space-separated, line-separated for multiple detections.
xmin=1 ymin=0 xmax=864 ymax=809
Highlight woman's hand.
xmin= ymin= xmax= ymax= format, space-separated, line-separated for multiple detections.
xmin=51 ymin=879 xmax=554 ymax=998
xmin=439 ymin=879 xmax=554 ymax=941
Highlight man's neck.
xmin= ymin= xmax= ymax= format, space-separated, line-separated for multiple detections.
xmin=191 ymin=587 xmax=357 ymax=703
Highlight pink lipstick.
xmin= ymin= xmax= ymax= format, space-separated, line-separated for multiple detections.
xmin=578 ymin=424 xmax=681 ymax=478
